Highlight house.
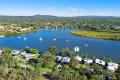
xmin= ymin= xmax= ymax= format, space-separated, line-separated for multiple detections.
xmin=75 ymin=56 xmax=82 ymax=62
xmin=20 ymin=51 xmax=36 ymax=60
xmin=55 ymin=56 xmax=62 ymax=62
xmin=107 ymin=62 xmax=119 ymax=72
xmin=0 ymin=49 xmax=5 ymax=54
xmin=84 ymin=58 xmax=93 ymax=64
xmin=95 ymin=59 xmax=105 ymax=66
xmin=11 ymin=50 xmax=20 ymax=56
xmin=20 ymin=51 xmax=27 ymax=56
xmin=25 ymin=53 xmax=36 ymax=59
xmin=61 ymin=57 xmax=71 ymax=63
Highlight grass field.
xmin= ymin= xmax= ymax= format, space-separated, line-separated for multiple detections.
xmin=71 ymin=30 xmax=120 ymax=41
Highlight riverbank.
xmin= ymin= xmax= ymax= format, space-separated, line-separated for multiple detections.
xmin=0 ymin=29 xmax=37 ymax=37
xmin=71 ymin=30 xmax=120 ymax=41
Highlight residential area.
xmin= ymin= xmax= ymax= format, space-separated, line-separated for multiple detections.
xmin=0 ymin=47 xmax=119 ymax=80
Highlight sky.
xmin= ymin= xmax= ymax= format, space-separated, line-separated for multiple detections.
xmin=0 ymin=0 xmax=120 ymax=17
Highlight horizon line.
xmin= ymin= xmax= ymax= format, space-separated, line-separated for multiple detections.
xmin=0 ymin=14 xmax=120 ymax=17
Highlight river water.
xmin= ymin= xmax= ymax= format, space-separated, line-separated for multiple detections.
xmin=0 ymin=29 xmax=120 ymax=61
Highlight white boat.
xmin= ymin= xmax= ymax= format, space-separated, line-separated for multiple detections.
xmin=66 ymin=39 xmax=69 ymax=42
xmin=84 ymin=44 xmax=88 ymax=47
xmin=53 ymin=38 xmax=56 ymax=41
xmin=18 ymin=36 xmax=21 ymax=39
xmin=23 ymin=38 xmax=27 ymax=40
xmin=39 ymin=37 xmax=43 ymax=41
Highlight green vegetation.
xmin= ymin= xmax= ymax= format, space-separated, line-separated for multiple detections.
xmin=1 ymin=15 xmax=120 ymax=38
xmin=0 ymin=46 xmax=119 ymax=80
xmin=71 ymin=30 xmax=120 ymax=41
xmin=26 ymin=48 xmax=39 ymax=54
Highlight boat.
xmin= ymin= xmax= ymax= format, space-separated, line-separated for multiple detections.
xmin=66 ymin=39 xmax=69 ymax=42
xmin=18 ymin=36 xmax=21 ymax=39
xmin=39 ymin=37 xmax=43 ymax=41
xmin=53 ymin=38 xmax=56 ymax=41
xmin=23 ymin=38 xmax=27 ymax=40
xmin=85 ymin=44 xmax=88 ymax=47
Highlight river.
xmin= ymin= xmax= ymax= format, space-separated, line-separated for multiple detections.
xmin=0 ymin=29 xmax=120 ymax=61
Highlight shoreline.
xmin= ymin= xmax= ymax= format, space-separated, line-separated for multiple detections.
xmin=0 ymin=29 xmax=37 ymax=37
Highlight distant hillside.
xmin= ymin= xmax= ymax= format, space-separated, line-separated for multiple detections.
xmin=0 ymin=15 xmax=120 ymax=21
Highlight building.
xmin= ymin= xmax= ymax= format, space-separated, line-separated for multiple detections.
xmin=84 ymin=58 xmax=93 ymax=64
xmin=107 ymin=62 xmax=119 ymax=72
xmin=55 ymin=56 xmax=62 ymax=62
xmin=20 ymin=51 xmax=36 ymax=60
xmin=75 ymin=56 xmax=82 ymax=62
xmin=0 ymin=49 xmax=5 ymax=54
xmin=61 ymin=57 xmax=71 ymax=63
xmin=11 ymin=50 xmax=20 ymax=56
xmin=95 ymin=59 xmax=105 ymax=66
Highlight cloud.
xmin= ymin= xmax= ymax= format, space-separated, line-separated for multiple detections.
xmin=48 ymin=7 xmax=56 ymax=11
xmin=68 ymin=6 xmax=85 ymax=12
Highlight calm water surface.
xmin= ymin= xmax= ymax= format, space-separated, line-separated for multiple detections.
xmin=0 ymin=29 xmax=120 ymax=61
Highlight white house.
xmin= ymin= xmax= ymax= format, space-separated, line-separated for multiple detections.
xmin=20 ymin=51 xmax=36 ymax=60
xmin=25 ymin=53 xmax=36 ymax=59
xmin=75 ymin=56 xmax=82 ymax=62
xmin=107 ymin=62 xmax=119 ymax=72
xmin=55 ymin=56 xmax=62 ymax=62
xmin=21 ymin=51 xmax=27 ymax=56
xmin=84 ymin=58 xmax=93 ymax=64
xmin=95 ymin=59 xmax=105 ymax=66
xmin=0 ymin=50 xmax=5 ymax=54
xmin=61 ymin=57 xmax=71 ymax=63
xmin=11 ymin=50 xmax=20 ymax=56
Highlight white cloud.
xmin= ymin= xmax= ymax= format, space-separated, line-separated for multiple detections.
xmin=68 ymin=6 xmax=85 ymax=12
xmin=48 ymin=7 xmax=56 ymax=11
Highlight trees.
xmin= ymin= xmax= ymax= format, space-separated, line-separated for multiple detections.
xmin=40 ymin=52 xmax=56 ymax=69
xmin=48 ymin=46 xmax=57 ymax=56
xmin=26 ymin=48 xmax=39 ymax=54
xmin=116 ymin=63 xmax=120 ymax=80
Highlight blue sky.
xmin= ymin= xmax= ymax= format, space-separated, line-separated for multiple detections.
xmin=0 ymin=0 xmax=120 ymax=16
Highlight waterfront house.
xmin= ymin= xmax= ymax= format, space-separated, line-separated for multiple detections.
xmin=25 ymin=53 xmax=36 ymax=60
xmin=55 ymin=56 xmax=62 ymax=62
xmin=20 ymin=51 xmax=36 ymax=60
xmin=61 ymin=57 xmax=71 ymax=63
xmin=11 ymin=50 xmax=20 ymax=56
xmin=84 ymin=58 xmax=93 ymax=64
xmin=0 ymin=49 xmax=5 ymax=54
xmin=20 ymin=51 xmax=27 ymax=56
xmin=107 ymin=62 xmax=119 ymax=72
xmin=95 ymin=59 xmax=105 ymax=66
xmin=75 ymin=56 xmax=82 ymax=62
